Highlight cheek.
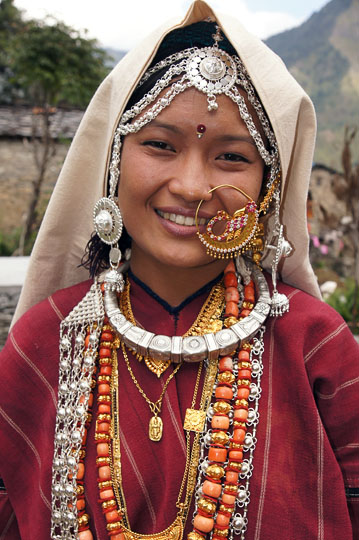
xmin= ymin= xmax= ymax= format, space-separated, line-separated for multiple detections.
xmin=217 ymin=168 xmax=264 ymax=214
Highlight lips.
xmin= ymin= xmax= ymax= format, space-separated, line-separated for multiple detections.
xmin=154 ymin=207 xmax=211 ymax=238
xmin=156 ymin=209 xmax=207 ymax=226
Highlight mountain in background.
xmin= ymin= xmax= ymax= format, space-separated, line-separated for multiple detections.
xmin=104 ymin=0 xmax=358 ymax=168
xmin=265 ymin=0 xmax=358 ymax=168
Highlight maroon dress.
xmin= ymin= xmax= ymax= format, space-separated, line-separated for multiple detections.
xmin=0 ymin=274 xmax=358 ymax=539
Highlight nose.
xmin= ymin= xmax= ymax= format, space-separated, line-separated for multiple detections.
xmin=167 ymin=150 xmax=212 ymax=204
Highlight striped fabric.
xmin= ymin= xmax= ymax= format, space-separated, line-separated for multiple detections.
xmin=0 ymin=276 xmax=358 ymax=539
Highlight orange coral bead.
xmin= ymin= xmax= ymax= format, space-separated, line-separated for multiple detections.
xmin=215 ymin=386 xmax=233 ymax=400
xmin=99 ymin=348 xmax=111 ymax=358
xmin=222 ymin=493 xmax=236 ymax=505
xmin=101 ymin=332 xmax=114 ymax=342
xmin=216 ymin=513 xmax=230 ymax=527
xmin=244 ymin=289 xmax=255 ymax=303
xmin=194 ymin=515 xmax=214 ymax=533
xmin=203 ymin=480 xmax=222 ymax=499
xmin=98 ymin=383 xmax=110 ymax=395
xmin=111 ymin=535 xmax=125 ymax=540
xmin=106 ymin=510 xmax=121 ymax=523
xmin=76 ymin=498 xmax=86 ymax=511
xmin=76 ymin=462 xmax=85 ymax=480
xmin=79 ymin=530 xmax=93 ymax=540
xmin=208 ymin=447 xmax=227 ymax=462
xmin=100 ymin=366 xmax=112 ymax=376
xmin=234 ymin=409 xmax=248 ymax=421
xmin=211 ymin=415 xmax=230 ymax=430
xmin=224 ymin=272 xmax=237 ymax=288
xmin=224 ymin=261 xmax=236 ymax=274
xmin=238 ymin=350 xmax=250 ymax=361
xmin=98 ymin=404 xmax=111 ymax=414
xmin=237 ymin=388 xmax=250 ymax=399
xmin=225 ymin=301 xmax=239 ymax=318
xmin=100 ymin=488 xmax=115 ymax=500
xmin=225 ymin=287 xmax=240 ymax=303
xmin=97 ymin=442 xmax=110 ymax=457
xmin=98 ymin=422 xmax=110 ymax=433
xmin=82 ymin=430 xmax=88 ymax=445
xmin=80 ymin=394 xmax=93 ymax=407
xmin=240 ymin=309 xmax=251 ymax=318
xmin=238 ymin=369 xmax=251 ymax=379
xmin=226 ymin=471 xmax=239 ymax=483
xmin=229 ymin=449 xmax=243 ymax=461
xmin=98 ymin=466 xmax=111 ymax=480
xmin=219 ymin=356 xmax=233 ymax=371
xmin=233 ymin=428 xmax=246 ymax=443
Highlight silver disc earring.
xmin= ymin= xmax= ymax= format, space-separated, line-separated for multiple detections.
xmin=93 ymin=197 xmax=123 ymax=246
xmin=266 ymin=189 xmax=292 ymax=316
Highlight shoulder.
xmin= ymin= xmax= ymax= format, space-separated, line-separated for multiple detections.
xmin=275 ymin=279 xmax=358 ymax=361
xmin=0 ymin=279 xmax=93 ymax=374
xmin=11 ymin=279 xmax=92 ymax=338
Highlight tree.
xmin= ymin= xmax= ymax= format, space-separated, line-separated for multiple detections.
xmin=0 ymin=0 xmax=24 ymax=103
xmin=332 ymin=126 xmax=359 ymax=331
xmin=9 ymin=17 xmax=111 ymax=253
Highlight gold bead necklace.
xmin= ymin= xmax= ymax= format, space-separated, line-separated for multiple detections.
xmin=120 ymin=277 xmax=225 ymax=377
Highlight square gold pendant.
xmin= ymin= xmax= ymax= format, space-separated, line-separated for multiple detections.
xmin=183 ymin=408 xmax=206 ymax=432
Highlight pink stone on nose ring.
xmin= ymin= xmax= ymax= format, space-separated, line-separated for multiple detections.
xmin=195 ymin=184 xmax=259 ymax=259
xmin=197 ymin=124 xmax=206 ymax=138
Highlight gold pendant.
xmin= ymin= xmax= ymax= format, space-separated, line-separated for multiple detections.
xmin=149 ymin=415 xmax=163 ymax=441
xmin=144 ymin=356 xmax=171 ymax=377
xmin=183 ymin=408 xmax=206 ymax=432
xmin=123 ymin=515 xmax=183 ymax=540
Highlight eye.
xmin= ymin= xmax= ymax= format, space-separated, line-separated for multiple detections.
xmin=142 ymin=140 xmax=175 ymax=152
xmin=217 ymin=153 xmax=249 ymax=163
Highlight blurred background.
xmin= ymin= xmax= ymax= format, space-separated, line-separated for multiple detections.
xmin=0 ymin=0 xmax=358 ymax=346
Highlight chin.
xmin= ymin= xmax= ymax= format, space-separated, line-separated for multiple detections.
xmin=155 ymin=248 xmax=220 ymax=271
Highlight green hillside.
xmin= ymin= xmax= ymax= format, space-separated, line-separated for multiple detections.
xmin=266 ymin=0 xmax=359 ymax=168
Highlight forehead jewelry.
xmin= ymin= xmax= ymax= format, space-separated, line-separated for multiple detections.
xmin=108 ymin=25 xmax=281 ymax=201
xmin=197 ymin=124 xmax=206 ymax=138
xmin=93 ymin=26 xmax=281 ymax=277
xmin=195 ymin=184 xmax=259 ymax=259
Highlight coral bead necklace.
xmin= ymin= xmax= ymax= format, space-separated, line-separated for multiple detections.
xmin=74 ymin=262 xmax=264 ymax=540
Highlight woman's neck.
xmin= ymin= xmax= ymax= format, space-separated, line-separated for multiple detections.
xmin=129 ymin=250 xmax=226 ymax=308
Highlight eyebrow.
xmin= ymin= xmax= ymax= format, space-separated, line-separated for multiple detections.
xmin=142 ymin=120 xmax=256 ymax=146
xmin=215 ymin=134 xmax=256 ymax=146
xmin=141 ymin=120 xmax=182 ymax=135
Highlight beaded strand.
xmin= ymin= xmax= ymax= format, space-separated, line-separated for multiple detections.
xmin=188 ymin=263 xmax=256 ymax=540
xmin=76 ymin=329 xmax=97 ymax=540
xmin=75 ymin=264 xmax=259 ymax=540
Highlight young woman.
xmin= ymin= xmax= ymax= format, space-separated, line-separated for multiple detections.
xmin=0 ymin=2 xmax=358 ymax=539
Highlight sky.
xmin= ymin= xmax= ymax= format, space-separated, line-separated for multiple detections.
xmin=14 ymin=0 xmax=330 ymax=50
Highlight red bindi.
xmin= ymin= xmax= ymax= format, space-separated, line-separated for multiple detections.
xmin=196 ymin=124 xmax=206 ymax=138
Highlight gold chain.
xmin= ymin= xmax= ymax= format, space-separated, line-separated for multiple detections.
xmin=110 ymin=342 xmax=218 ymax=535
xmin=120 ymin=277 xmax=225 ymax=376
xmin=106 ymin=276 xmax=225 ymax=537
xmin=121 ymin=341 xmax=182 ymax=441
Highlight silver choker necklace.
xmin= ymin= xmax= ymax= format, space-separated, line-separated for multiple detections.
xmin=104 ymin=261 xmax=271 ymax=363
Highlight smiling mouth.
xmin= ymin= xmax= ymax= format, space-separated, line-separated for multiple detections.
xmin=156 ymin=210 xmax=207 ymax=226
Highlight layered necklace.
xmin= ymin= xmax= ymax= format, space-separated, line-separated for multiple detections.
xmin=51 ymin=259 xmax=270 ymax=540
xmin=119 ymin=277 xmax=225 ymax=441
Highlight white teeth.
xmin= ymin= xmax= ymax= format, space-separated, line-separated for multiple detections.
xmin=176 ymin=215 xmax=185 ymax=225
xmin=157 ymin=210 xmax=206 ymax=226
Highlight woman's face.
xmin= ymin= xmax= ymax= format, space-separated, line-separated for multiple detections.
xmin=119 ymin=88 xmax=265 ymax=273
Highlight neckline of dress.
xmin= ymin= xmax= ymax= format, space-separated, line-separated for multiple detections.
xmin=128 ymin=268 xmax=224 ymax=316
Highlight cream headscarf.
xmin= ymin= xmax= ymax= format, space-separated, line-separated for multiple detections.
xmin=13 ymin=0 xmax=320 ymax=325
